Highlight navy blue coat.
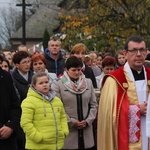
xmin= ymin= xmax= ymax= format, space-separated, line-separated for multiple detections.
xmin=44 ymin=49 xmax=65 ymax=76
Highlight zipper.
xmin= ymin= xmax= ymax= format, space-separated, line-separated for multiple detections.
xmin=50 ymin=101 xmax=58 ymax=150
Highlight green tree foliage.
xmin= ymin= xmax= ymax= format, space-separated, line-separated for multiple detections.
xmin=42 ymin=28 xmax=50 ymax=51
xmin=59 ymin=0 xmax=150 ymax=53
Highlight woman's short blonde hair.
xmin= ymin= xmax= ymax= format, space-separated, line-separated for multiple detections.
xmin=71 ymin=43 xmax=87 ymax=54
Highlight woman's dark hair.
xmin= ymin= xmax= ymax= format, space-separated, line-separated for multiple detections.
xmin=0 ymin=54 xmax=4 ymax=62
xmin=97 ymin=53 xmax=103 ymax=59
xmin=0 ymin=51 xmax=5 ymax=58
xmin=2 ymin=58 xmax=11 ymax=70
xmin=65 ymin=56 xmax=83 ymax=70
xmin=13 ymin=51 xmax=30 ymax=64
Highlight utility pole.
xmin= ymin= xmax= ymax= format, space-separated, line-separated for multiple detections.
xmin=16 ymin=0 xmax=32 ymax=45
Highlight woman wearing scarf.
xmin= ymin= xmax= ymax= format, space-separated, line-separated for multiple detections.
xmin=51 ymin=56 xmax=98 ymax=150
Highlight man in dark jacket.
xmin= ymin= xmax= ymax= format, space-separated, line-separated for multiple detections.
xmin=0 ymin=67 xmax=21 ymax=150
xmin=12 ymin=51 xmax=33 ymax=150
xmin=44 ymin=39 xmax=65 ymax=77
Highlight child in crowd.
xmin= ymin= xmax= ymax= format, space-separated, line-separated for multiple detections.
xmin=20 ymin=72 xmax=69 ymax=150
xmin=84 ymin=55 xmax=92 ymax=67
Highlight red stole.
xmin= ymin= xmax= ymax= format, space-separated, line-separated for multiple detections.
xmin=102 ymin=66 xmax=150 ymax=150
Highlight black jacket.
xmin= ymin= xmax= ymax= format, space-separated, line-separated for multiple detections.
xmin=44 ymin=49 xmax=65 ymax=76
xmin=11 ymin=68 xmax=33 ymax=145
xmin=83 ymin=65 xmax=97 ymax=88
xmin=11 ymin=68 xmax=33 ymax=103
xmin=0 ymin=68 xmax=21 ymax=150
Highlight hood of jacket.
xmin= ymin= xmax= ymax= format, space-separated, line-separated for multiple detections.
xmin=26 ymin=86 xmax=56 ymax=117
xmin=28 ymin=86 xmax=56 ymax=102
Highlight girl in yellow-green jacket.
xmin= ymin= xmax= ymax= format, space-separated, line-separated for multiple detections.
xmin=20 ymin=72 xmax=69 ymax=150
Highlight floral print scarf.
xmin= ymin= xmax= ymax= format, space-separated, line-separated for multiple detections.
xmin=61 ymin=71 xmax=87 ymax=94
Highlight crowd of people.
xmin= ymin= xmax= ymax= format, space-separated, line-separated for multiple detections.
xmin=0 ymin=35 xmax=150 ymax=150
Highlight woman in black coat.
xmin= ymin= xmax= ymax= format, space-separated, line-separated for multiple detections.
xmin=0 ymin=67 xmax=21 ymax=150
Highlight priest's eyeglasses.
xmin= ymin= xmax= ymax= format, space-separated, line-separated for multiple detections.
xmin=127 ymin=48 xmax=147 ymax=54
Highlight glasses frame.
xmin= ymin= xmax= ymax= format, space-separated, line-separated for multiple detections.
xmin=20 ymin=60 xmax=31 ymax=65
xmin=127 ymin=48 xmax=147 ymax=54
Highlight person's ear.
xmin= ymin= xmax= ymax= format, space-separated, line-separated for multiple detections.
xmin=32 ymin=84 xmax=36 ymax=89
xmin=15 ymin=63 xmax=19 ymax=69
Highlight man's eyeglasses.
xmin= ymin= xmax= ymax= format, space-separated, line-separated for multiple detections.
xmin=20 ymin=60 xmax=31 ymax=65
xmin=127 ymin=48 xmax=147 ymax=54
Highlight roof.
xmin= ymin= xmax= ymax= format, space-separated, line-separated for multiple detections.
xmin=12 ymin=5 xmax=60 ymax=39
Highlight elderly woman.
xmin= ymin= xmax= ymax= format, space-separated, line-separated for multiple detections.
xmin=31 ymin=53 xmax=57 ymax=83
xmin=51 ymin=56 xmax=98 ymax=150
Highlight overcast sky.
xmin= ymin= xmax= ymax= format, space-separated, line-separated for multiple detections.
xmin=0 ymin=0 xmax=16 ymax=20
xmin=0 ymin=0 xmax=15 ymax=7
xmin=0 ymin=0 xmax=20 ymax=15
xmin=0 ymin=0 xmax=19 ymax=47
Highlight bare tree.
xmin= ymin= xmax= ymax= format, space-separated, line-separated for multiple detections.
xmin=0 ymin=0 xmax=40 ymax=48
xmin=17 ymin=0 xmax=40 ymax=15
xmin=0 ymin=6 xmax=22 ymax=48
